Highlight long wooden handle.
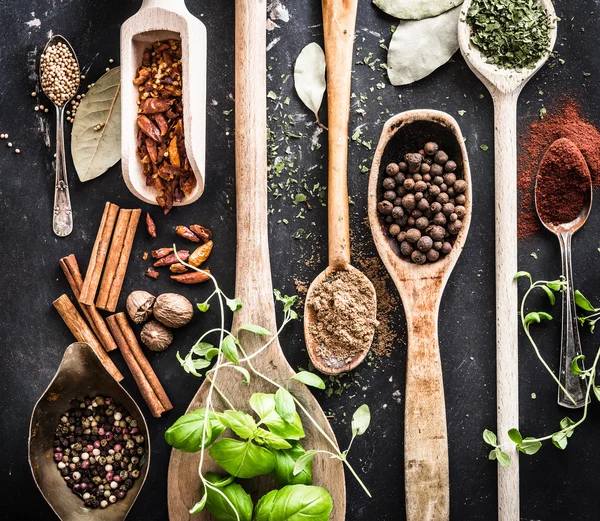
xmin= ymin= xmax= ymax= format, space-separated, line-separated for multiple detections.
xmin=232 ymin=0 xmax=277 ymax=338
xmin=493 ymin=91 xmax=520 ymax=521
xmin=322 ymin=0 xmax=358 ymax=269
xmin=403 ymin=280 xmax=449 ymax=521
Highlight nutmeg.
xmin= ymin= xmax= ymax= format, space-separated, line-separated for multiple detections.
xmin=140 ymin=320 xmax=173 ymax=351
xmin=126 ymin=291 xmax=156 ymax=324
xmin=153 ymin=293 xmax=193 ymax=328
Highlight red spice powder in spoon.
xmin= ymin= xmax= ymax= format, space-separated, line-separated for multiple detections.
xmin=535 ymin=138 xmax=591 ymax=226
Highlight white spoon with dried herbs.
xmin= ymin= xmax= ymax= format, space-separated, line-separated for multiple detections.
xmin=40 ymin=35 xmax=80 ymax=237
xmin=457 ymin=1 xmax=557 ymax=520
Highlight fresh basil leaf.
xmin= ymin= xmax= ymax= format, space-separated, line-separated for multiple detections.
xmin=507 ymin=428 xmax=522 ymax=445
xmin=226 ymin=297 xmax=243 ymax=312
xmin=552 ymin=431 xmax=568 ymax=450
xmin=540 ymin=285 xmax=556 ymax=306
xmin=514 ymin=271 xmax=532 ymax=281
xmin=239 ymin=324 xmax=272 ymax=336
xmin=537 ymin=312 xmax=553 ymax=321
xmin=177 ymin=351 xmax=202 ymax=377
xmin=231 ymin=365 xmax=251 ymax=384
xmin=571 ymin=355 xmax=585 ymax=375
xmin=206 ymin=474 xmax=235 ymax=488
xmin=192 ymin=341 xmax=215 ymax=356
xmin=209 ymin=439 xmax=275 ymax=478
xmin=221 ymin=335 xmax=239 ymax=365
xmin=488 ymin=448 xmax=498 ymax=460
xmin=575 ymin=290 xmax=596 ymax=312
xmin=165 ymin=408 xmax=224 ymax=452
xmin=546 ymin=279 xmax=564 ymax=291
xmin=496 ymin=451 xmax=511 ymax=467
xmin=254 ymin=485 xmax=333 ymax=521
xmin=293 ymin=449 xmax=319 ymax=477
xmin=559 ymin=417 xmax=575 ymax=437
xmin=204 ymin=473 xmax=253 ymax=521
xmin=292 ymin=371 xmax=326 ymax=390
xmin=483 ymin=429 xmax=497 ymax=447
xmin=254 ymin=428 xmax=292 ymax=450
xmin=220 ymin=410 xmax=257 ymax=440
xmin=274 ymin=442 xmax=313 ymax=486
xmin=517 ymin=438 xmax=542 ymax=455
xmin=206 ymin=347 xmax=220 ymax=360
xmin=352 ymin=404 xmax=371 ymax=436
xmin=276 ymin=388 xmax=297 ymax=423
xmin=274 ymin=289 xmax=298 ymax=312
xmin=197 ymin=302 xmax=210 ymax=312
xmin=189 ymin=490 xmax=207 ymax=514
xmin=250 ymin=393 xmax=305 ymax=440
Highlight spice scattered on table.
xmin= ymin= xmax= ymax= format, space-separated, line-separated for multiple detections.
xmin=134 ymin=39 xmax=195 ymax=213
xmin=306 ymin=269 xmax=378 ymax=368
xmin=377 ymin=141 xmax=466 ymax=264
xmin=535 ymin=138 xmax=591 ymax=226
xmin=466 ymin=0 xmax=551 ymax=70
xmin=40 ymin=41 xmax=80 ymax=105
xmin=53 ymin=396 xmax=145 ymax=509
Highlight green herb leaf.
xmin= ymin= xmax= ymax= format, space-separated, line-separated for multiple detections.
xmin=517 ymin=438 xmax=542 ymax=455
xmin=514 ymin=271 xmax=532 ymax=281
xmin=189 ymin=490 xmax=207 ymax=514
xmin=231 ymin=365 xmax=251 ymax=384
xmin=575 ymin=290 xmax=596 ymax=312
xmin=483 ymin=429 xmax=497 ymax=447
xmin=546 ymin=279 xmax=564 ymax=291
xmin=293 ymin=449 xmax=320 ymax=477
xmin=254 ymin=428 xmax=293 ymax=450
xmin=292 ymin=371 xmax=326 ymax=389
xmin=274 ymin=443 xmax=313 ymax=486
xmin=552 ymin=431 xmax=568 ymax=450
xmin=239 ymin=324 xmax=272 ymax=336
xmin=204 ymin=473 xmax=253 ymax=521
xmin=221 ymin=335 xmax=239 ymax=365
xmin=480 ymin=144 xmax=489 ymax=151
xmin=293 ymin=43 xmax=326 ymax=125
xmin=220 ymin=410 xmax=257 ymax=440
xmin=351 ymin=404 xmax=371 ymax=436
xmin=254 ymin=485 xmax=333 ymax=521
xmin=559 ymin=417 xmax=575 ymax=436
xmin=507 ymin=428 xmax=522 ymax=445
xmin=197 ymin=302 xmax=210 ymax=312
xmin=249 ymin=393 xmax=305 ymax=440
xmin=164 ymin=408 xmax=224 ymax=452
xmin=571 ymin=355 xmax=585 ymax=375
xmin=540 ymin=285 xmax=556 ymax=306
xmin=226 ymin=297 xmax=243 ymax=312
xmin=496 ymin=451 xmax=511 ymax=467
xmin=209 ymin=439 xmax=276 ymax=478
xmin=488 ymin=448 xmax=498 ymax=460
xmin=276 ymin=388 xmax=297 ymax=423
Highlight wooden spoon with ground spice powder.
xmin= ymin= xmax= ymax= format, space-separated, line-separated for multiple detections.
xmin=304 ymin=0 xmax=378 ymax=376
xmin=368 ymin=110 xmax=472 ymax=521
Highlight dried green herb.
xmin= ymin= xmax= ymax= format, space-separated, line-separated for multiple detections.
xmin=466 ymin=0 xmax=551 ymax=70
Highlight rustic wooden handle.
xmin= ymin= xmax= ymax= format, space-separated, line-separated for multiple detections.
xmin=322 ymin=0 xmax=358 ymax=269
xmin=492 ymin=91 xmax=520 ymax=521
xmin=232 ymin=0 xmax=277 ymax=338
xmin=403 ymin=279 xmax=449 ymax=521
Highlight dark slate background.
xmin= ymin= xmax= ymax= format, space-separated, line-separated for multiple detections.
xmin=1 ymin=0 xmax=599 ymax=519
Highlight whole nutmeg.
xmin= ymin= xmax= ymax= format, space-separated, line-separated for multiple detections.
xmin=141 ymin=320 xmax=173 ymax=351
xmin=126 ymin=291 xmax=156 ymax=324
xmin=153 ymin=293 xmax=193 ymax=328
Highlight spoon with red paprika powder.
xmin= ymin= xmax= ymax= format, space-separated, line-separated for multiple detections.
xmin=535 ymin=137 xmax=592 ymax=409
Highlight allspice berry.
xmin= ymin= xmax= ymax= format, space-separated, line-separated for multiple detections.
xmin=386 ymin=163 xmax=400 ymax=176
xmin=424 ymin=142 xmax=439 ymax=156
xmin=126 ymin=291 xmax=156 ymax=324
xmin=153 ymin=293 xmax=193 ymax=328
xmin=141 ymin=320 xmax=173 ymax=351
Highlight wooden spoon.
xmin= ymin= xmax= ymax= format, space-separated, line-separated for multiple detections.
xmin=167 ymin=1 xmax=345 ymax=519
xmin=29 ymin=342 xmax=150 ymax=521
xmin=303 ymin=0 xmax=378 ymax=376
xmin=368 ymin=110 xmax=472 ymax=521
xmin=457 ymin=4 xmax=557 ymax=519
xmin=120 ymin=0 xmax=206 ymax=206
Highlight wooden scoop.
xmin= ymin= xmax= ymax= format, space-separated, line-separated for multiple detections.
xmin=29 ymin=343 xmax=150 ymax=521
xmin=303 ymin=0 xmax=377 ymax=375
xmin=167 ymin=1 xmax=345 ymax=519
xmin=368 ymin=110 xmax=471 ymax=521
xmin=457 ymin=3 xmax=557 ymax=519
xmin=120 ymin=0 xmax=206 ymax=206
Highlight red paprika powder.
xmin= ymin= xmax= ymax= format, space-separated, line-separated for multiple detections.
xmin=518 ymin=99 xmax=600 ymax=238
xmin=535 ymin=138 xmax=591 ymax=226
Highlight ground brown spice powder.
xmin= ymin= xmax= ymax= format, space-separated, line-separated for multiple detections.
xmin=306 ymin=269 xmax=378 ymax=368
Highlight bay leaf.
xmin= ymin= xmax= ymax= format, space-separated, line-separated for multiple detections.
xmin=373 ymin=0 xmax=463 ymax=20
xmin=387 ymin=6 xmax=461 ymax=86
xmin=293 ymin=42 xmax=326 ymax=127
xmin=71 ymin=67 xmax=121 ymax=182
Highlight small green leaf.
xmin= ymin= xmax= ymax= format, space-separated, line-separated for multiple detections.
xmin=254 ymin=428 xmax=292 ymax=450
xmin=488 ymin=448 xmax=498 ymax=460
xmin=239 ymin=324 xmax=272 ymax=336
xmin=483 ymin=429 xmax=497 ymax=447
xmin=514 ymin=271 xmax=532 ymax=281
xmin=293 ymin=450 xmax=320 ymax=476
xmin=546 ymin=279 xmax=564 ymax=291
xmin=559 ymin=417 xmax=575 ymax=436
xmin=207 ymin=475 xmax=235 ymax=488
xmin=226 ymin=297 xmax=243 ymax=312
xmin=571 ymin=355 xmax=585 ymax=375
xmin=351 ymin=404 xmax=371 ymax=436
xmin=552 ymin=431 xmax=568 ymax=450
xmin=517 ymin=438 xmax=542 ymax=455
xmin=189 ymin=490 xmax=207 ymax=514
xmin=221 ymin=335 xmax=239 ymax=365
xmin=496 ymin=451 xmax=511 ymax=467
xmin=274 ymin=289 xmax=298 ymax=312
xmin=209 ymin=439 xmax=276 ymax=478
xmin=593 ymin=386 xmax=600 ymax=402
xmin=197 ymin=302 xmax=210 ymax=312
xmin=275 ymin=388 xmax=297 ymax=423
xmin=231 ymin=365 xmax=251 ymax=384
xmin=524 ymin=312 xmax=540 ymax=325
xmin=192 ymin=341 xmax=215 ymax=356
xmin=292 ymin=371 xmax=326 ymax=390
xmin=480 ymin=144 xmax=489 ymax=151
xmin=575 ymin=290 xmax=596 ymax=312
xmin=507 ymin=428 xmax=522 ymax=445
xmin=537 ymin=312 xmax=553 ymax=321
xmin=540 ymin=285 xmax=556 ymax=306
xmin=220 ymin=410 xmax=257 ymax=439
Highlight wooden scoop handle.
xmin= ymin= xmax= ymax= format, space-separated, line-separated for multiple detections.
xmin=403 ymin=278 xmax=449 ymax=521
xmin=322 ymin=0 xmax=358 ymax=269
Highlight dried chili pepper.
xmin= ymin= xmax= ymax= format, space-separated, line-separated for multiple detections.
xmin=145 ymin=267 xmax=159 ymax=279
xmin=153 ymin=251 xmax=189 ymax=267
xmin=189 ymin=240 xmax=213 ymax=268
xmin=176 ymin=225 xmax=200 ymax=242
xmin=146 ymin=212 xmax=157 ymax=238
xmin=170 ymin=270 xmax=211 ymax=284
xmin=169 ymin=263 xmax=188 ymax=274
xmin=151 ymin=247 xmax=173 ymax=259
xmin=189 ymin=224 xmax=212 ymax=243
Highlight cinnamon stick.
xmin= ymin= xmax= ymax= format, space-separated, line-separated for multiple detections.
xmin=106 ymin=315 xmax=165 ymax=418
xmin=107 ymin=312 xmax=173 ymax=415
xmin=95 ymin=209 xmax=132 ymax=310
xmin=99 ymin=209 xmax=142 ymax=312
xmin=80 ymin=202 xmax=120 ymax=306
xmin=53 ymin=294 xmax=123 ymax=382
xmin=59 ymin=255 xmax=117 ymax=352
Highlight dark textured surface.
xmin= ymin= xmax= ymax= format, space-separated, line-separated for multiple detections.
xmin=1 ymin=0 xmax=599 ymax=520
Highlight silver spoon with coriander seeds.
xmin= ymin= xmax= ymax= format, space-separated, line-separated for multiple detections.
xmin=458 ymin=1 xmax=557 ymax=520
xmin=40 ymin=35 xmax=80 ymax=237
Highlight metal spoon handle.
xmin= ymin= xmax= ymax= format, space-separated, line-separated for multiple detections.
xmin=53 ymin=106 xmax=73 ymax=237
xmin=558 ymin=231 xmax=586 ymax=408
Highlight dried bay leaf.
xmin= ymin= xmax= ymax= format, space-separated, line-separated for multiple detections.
xmin=293 ymin=42 xmax=326 ymax=128
xmin=373 ymin=0 xmax=463 ymax=20
xmin=71 ymin=67 xmax=121 ymax=182
xmin=387 ymin=6 xmax=461 ymax=86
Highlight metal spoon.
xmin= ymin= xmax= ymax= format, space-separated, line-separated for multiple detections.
xmin=535 ymin=138 xmax=592 ymax=409
xmin=40 ymin=35 xmax=80 ymax=237
xmin=303 ymin=0 xmax=377 ymax=375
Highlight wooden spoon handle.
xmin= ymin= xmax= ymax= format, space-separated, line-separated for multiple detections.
xmin=403 ymin=280 xmax=449 ymax=521
xmin=492 ymin=91 xmax=520 ymax=521
xmin=322 ymin=0 xmax=358 ymax=269
xmin=232 ymin=0 xmax=277 ymax=337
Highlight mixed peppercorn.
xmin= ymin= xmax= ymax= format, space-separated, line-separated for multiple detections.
xmin=377 ymin=142 xmax=467 ymax=264
xmin=53 ymin=396 xmax=145 ymax=509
